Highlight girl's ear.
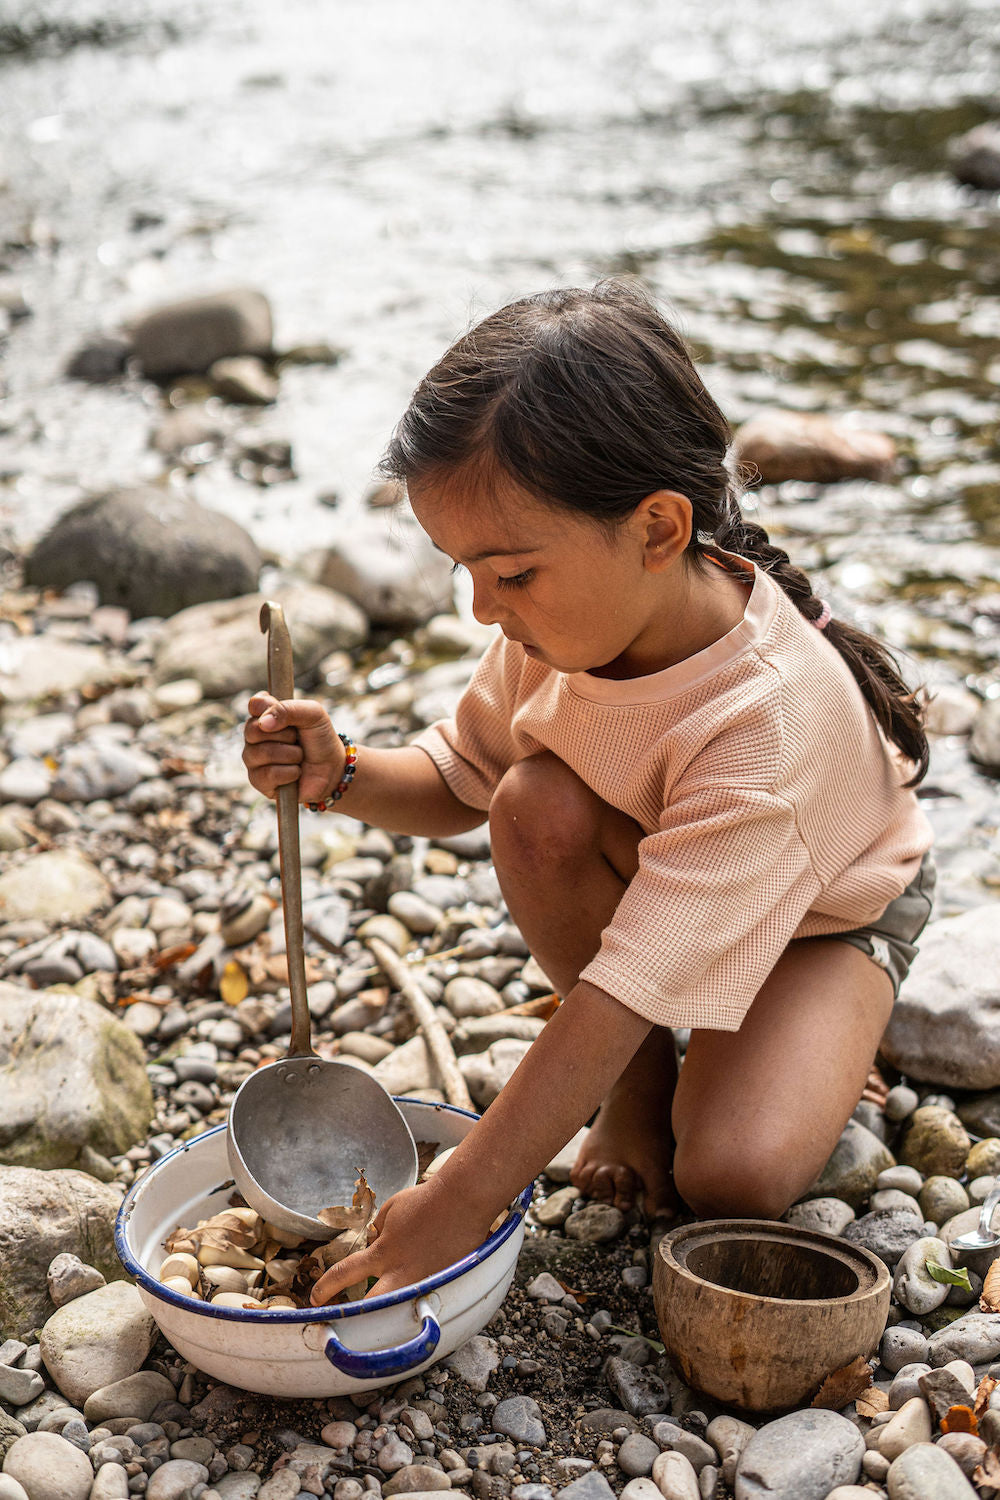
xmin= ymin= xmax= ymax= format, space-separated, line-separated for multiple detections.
xmin=635 ymin=490 xmax=693 ymax=571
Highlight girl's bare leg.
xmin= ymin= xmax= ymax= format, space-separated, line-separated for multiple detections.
xmin=488 ymin=752 xmax=677 ymax=1215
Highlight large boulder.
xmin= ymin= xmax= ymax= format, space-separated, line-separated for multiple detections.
xmin=950 ymin=123 xmax=1000 ymax=191
xmin=317 ymin=510 xmax=454 ymax=629
xmin=0 ymin=984 xmax=153 ymax=1169
xmin=153 ymin=582 xmax=367 ymax=698
xmin=731 ymin=411 xmax=896 ymax=485
xmin=881 ymin=910 xmax=1000 ymax=1088
xmin=0 ymin=1165 xmax=123 ymax=1338
xmin=0 ymin=849 xmax=109 ymax=924
xmin=131 ymin=287 xmax=273 ymax=377
xmin=26 ymin=487 xmax=261 ymax=619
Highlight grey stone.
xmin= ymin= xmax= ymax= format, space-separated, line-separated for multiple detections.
xmin=0 ymin=985 xmax=152 ymax=1170
xmin=0 ymin=1476 xmax=29 ymax=1500
xmin=531 ymin=1186 xmax=578 ymax=1227
xmin=565 ymin=1203 xmax=625 ymax=1244
xmin=970 ymin=695 xmax=1000 ymax=769
xmin=318 ymin=509 xmax=454 ymax=630
xmin=39 ymin=1281 xmax=155 ymax=1406
xmin=919 ymin=1177 xmax=969 ymax=1225
xmin=620 ymin=1481 xmax=660 ymax=1500
xmin=445 ymin=1336 xmax=499 ymax=1393
xmin=893 ymin=1237 xmax=952 ymax=1316
xmin=0 ymin=638 xmax=122 ymax=706
xmin=131 ymin=287 xmax=272 ymax=377
xmin=958 ymin=1092 xmax=1000 ymax=1140
xmin=784 ymin=1198 xmax=855 ymax=1236
xmin=927 ymin=1311 xmax=1000 ymax=1366
xmin=888 ymin=1364 xmax=931 ymax=1410
xmin=145 ymin=1459 xmax=212 ymax=1500
xmin=0 ymin=1413 xmax=26 ymax=1465
xmin=52 ymin=741 xmax=160 ymax=802
xmin=843 ymin=1209 xmax=923 ymax=1267
xmin=554 ymin=1475 xmax=614 ymax=1500
xmin=604 ymin=1359 xmax=667 ymax=1420
xmin=885 ymin=1439 xmax=977 ymax=1498
xmin=493 ymin=1395 xmax=546 ymax=1447
xmin=882 ymin=913 xmax=1000 ymax=1089
xmin=899 ymin=1107 xmax=970 ymax=1180
xmin=0 ymin=1366 xmax=42 ymax=1405
xmin=452 ymin=1015 xmax=545 ymax=1056
xmin=0 ymin=1166 xmax=123 ymax=1337
xmin=525 ymin=1273 xmax=566 ymax=1303
xmin=0 ymin=852 xmax=109 ymax=926
xmin=154 ymin=583 xmax=365 ymax=698
xmin=460 ymin=1039 xmax=534 ymax=1109
xmin=917 ymin=1367 xmax=975 ymax=1423
xmin=443 ymin=977 xmax=504 ymax=1019
xmin=386 ymin=891 xmax=442 ymax=936
xmin=377 ymin=1437 xmax=414 ymax=1474
xmin=871 ymin=1189 xmax=923 ymax=1216
xmin=1 ymin=1431 xmax=94 ymax=1499
xmin=650 ymin=1450 xmax=699 ymax=1500
xmin=734 ymin=1410 xmax=864 ymax=1500
xmin=83 ymin=1371 xmax=176 ymax=1423
xmin=210 ymin=355 xmax=277 ymax=405
xmin=617 ymin=1434 xmax=660 ymax=1477
xmin=213 ymin=1477 xmax=262 ymax=1500
xmin=877 ymin=1166 xmax=924 ymax=1195
xmin=880 ymin=1327 xmax=929 ymax=1374
xmin=0 ymin=760 xmax=53 ymax=805
xmin=705 ymin=1416 xmax=756 ymax=1487
xmin=382 ymin=1466 xmax=450 ymax=1494
xmin=936 ymin=1432 xmax=987 ymax=1480
xmin=803 ymin=1119 xmax=895 ymax=1210
xmin=884 ymin=1088 xmax=920 ymax=1124
xmin=649 ymin=1422 xmax=716 ymax=1472
xmin=46 ymin=1253 xmax=106 ymax=1307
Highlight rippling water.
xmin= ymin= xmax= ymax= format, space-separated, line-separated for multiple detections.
xmin=0 ymin=0 xmax=998 ymax=713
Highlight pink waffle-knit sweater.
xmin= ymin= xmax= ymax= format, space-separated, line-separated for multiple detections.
xmin=413 ymin=562 xmax=933 ymax=1031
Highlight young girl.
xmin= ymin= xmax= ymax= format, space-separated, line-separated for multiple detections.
xmin=242 ymin=281 xmax=935 ymax=1304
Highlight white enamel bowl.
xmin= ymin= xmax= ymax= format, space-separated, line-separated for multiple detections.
xmin=115 ymin=1099 xmax=531 ymax=1397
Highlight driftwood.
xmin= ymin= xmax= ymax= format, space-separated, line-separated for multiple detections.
xmin=366 ymin=935 xmax=474 ymax=1110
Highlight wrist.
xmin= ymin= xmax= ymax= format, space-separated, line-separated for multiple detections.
xmin=306 ymin=733 xmax=357 ymax=812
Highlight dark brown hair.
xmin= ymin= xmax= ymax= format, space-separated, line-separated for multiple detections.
xmin=382 ymin=281 xmax=927 ymax=784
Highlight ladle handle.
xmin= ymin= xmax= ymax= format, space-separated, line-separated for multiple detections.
xmin=978 ymin=1180 xmax=1000 ymax=1242
xmin=260 ymin=601 xmax=315 ymax=1060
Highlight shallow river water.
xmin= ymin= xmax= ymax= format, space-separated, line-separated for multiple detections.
xmin=0 ymin=0 xmax=998 ymax=902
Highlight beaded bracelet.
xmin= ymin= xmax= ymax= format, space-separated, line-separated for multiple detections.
xmin=305 ymin=733 xmax=357 ymax=812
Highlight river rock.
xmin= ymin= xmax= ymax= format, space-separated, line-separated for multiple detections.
xmin=802 ymin=1119 xmax=894 ymax=1209
xmin=950 ymin=122 xmax=1000 ymax=191
xmin=459 ymin=1038 xmax=533 ymax=1108
xmin=918 ymin=1177 xmax=968 ymax=1224
xmin=617 ymin=1435 xmax=660 ymax=1477
xmin=843 ymin=1208 xmax=922 ymax=1267
xmin=1 ymin=1430 xmax=94 ymax=1500
xmin=650 ymin=1451 xmax=699 ymax=1500
xmin=443 ymin=976 xmax=505 ymax=1019
xmin=603 ymin=1358 xmax=666 ymax=1418
xmin=958 ymin=1092 xmax=1000 ymax=1139
xmin=784 ymin=1198 xmax=855 ymax=1236
xmin=0 ymin=760 xmax=53 ymax=805
xmin=899 ymin=1107 xmax=970 ymax=1179
xmin=371 ymin=1036 xmax=436 ymax=1095
xmin=26 ymin=487 xmax=262 ymax=619
xmin=882 ymin=912 xmax=1000 ymax=1089
xmin=893 ymin=1237 xmax=952 ymax=1316
xmin=885 ymin=1440 xmax=977 ymax=1498
xmin=51 ymin=740 xmax=160 ymax=802
xmin=0 ymin=985 xmax=152 ymax=1169
xmin=936 ymin=1433 xmax=987 ymax=1479
xmin=39 ymin=1280 xmax=155 ymax=1405
xmin=0 ymin=850 xmax=109 ymax=924
xmin=565 ymin=1203 xmax=625 ymax=1243
xmin=493 ymin=1395 xmax=546 ymax=1447
xmin=734 ymin=1409 xmax=864 ymax=1499
xmin=878 ymin=1397 xmax=932 ymax=1459
xmin=154 ymin=583 xmax=366 ymax=697
xmin=210 ymin=355 xmax=278 ymax=404
xmin=444 ymin=1335 xmax=499 ymax=1393
xmin=0 ymin=637 xmax=122 ymax=706
xmin=731 ymin=411 xmax=896 ymax=484
xmin=917 ymin=1366 xmax=975 ymax=1423
xmin=926 ymin=1310 xmax=1000 ymax=1366
xmin=924 ymin=683 xmax=981 ymax=736
xmin=970 ymin=698 xmax=1000 ymax=771
xmin=705 ymin=1416 xmax=756 ymax=1487
xmin=880 ymin=1326 xmax=929 ymax=1373
xmin=46 ymin=1253 xmax=105 ymax=1307
xmin=131 ymin=287 xmax=273 ymax=377
xmin=318 ymin=509 xmax=454 ymax=629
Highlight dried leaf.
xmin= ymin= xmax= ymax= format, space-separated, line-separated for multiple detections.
xmin=415 ymin=1141 xmax=439 ymax=1177
xmin=926 ymin=1260 xmax=974 ymax=1292
xmin=219 ymin=959 xmax=249 ymax=1006
xmin=981 ymin=1258 xmax=1000 ymax=1313
xmin=975 ymin=1450 xmax=1000 ymax=1496
xmin=941 ymin=1404 xmax=978 ymax=1435
xmin=855 ymin=1387 xmax=890 ymax=1419
xmin=811 ymin=1356 xmax=874 ymax=1410
xmin=317 ymin=1170 xmax=377 ymax=1233
xmin=975 ymin=1375 xmax=998 ymax=1418
xmin=153 ymin=942 xmax=198 ymax=971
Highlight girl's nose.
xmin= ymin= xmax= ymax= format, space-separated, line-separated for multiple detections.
xmin=470 ymin=580 xmax=502 ymax=628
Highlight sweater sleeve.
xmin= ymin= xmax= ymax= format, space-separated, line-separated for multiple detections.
xmin=411 ymin=634 xmax=523 ymax=811
xmin=580 ymin=781 xmax=822 ymax=1032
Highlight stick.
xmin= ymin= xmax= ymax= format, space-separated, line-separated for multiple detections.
xmin=367 ymin=935 xmax=474 ymax=1110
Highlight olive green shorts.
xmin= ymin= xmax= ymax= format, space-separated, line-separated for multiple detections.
xmin=825 ymin=850 xmax=936 ymax=997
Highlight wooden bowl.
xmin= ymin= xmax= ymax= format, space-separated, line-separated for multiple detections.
xmin=653 ymin=1219 xmax=891 ymax=1413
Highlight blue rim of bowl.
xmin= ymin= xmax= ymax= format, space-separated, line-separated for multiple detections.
xmin=114 ymin=1100 xmax=533 ymax=1323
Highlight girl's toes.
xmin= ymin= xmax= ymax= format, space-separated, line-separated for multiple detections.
xmin=588 ymin=1164 xmax=617 ymax=1203
xmin=612 ymin=1165 xmax=636 ymax=1211
xmin=570 ymin=1156 xmax=595 ymax=1195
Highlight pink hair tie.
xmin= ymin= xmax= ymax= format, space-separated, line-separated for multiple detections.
xmin=812 ymin=599 xmax=832 ymax=630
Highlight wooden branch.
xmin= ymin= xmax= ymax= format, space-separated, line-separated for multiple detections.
xmin=366 ymin=935 xmax=475 ymax=1111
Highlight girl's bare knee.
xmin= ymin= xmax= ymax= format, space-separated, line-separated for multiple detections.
xmin=489 ymin=752 xmax=600 ymax=870
xmin=673 ymin=1140 xmax=797 ymax=1222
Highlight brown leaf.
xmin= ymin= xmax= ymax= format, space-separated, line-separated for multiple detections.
xmin=317 ymin=1170 xmax=377 ymax=1233
xmin=811 ymin=1356 xmax=874 ymax=1410
xmin=415 ymin=1141 xmax=438 ymax=1177
xmin=974 ymin=1450 xmax=1000 ymax=1496
xmin=975 ymin=1376 xmax=999 ymax=1418
xmin=153 ymin=942 xmax=198 ymax=971
xmin=855 ymin=1387 xmax=890 ymax=1419
xmin=941 ymin=1405 xmax=978 ymax=1435
xmin=980 ymin=1258 xmax=1000 ymax=1313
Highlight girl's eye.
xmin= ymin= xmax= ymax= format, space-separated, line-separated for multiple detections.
xmin=496 ymin=569 xmax=535 ymax=591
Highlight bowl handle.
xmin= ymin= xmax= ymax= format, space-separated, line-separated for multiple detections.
xmin=323 ymin=1297 xmax=441 ymax=1379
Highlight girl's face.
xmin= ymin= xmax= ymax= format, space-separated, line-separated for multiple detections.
xmin=409 ymin=476 xmax=673 ymax=677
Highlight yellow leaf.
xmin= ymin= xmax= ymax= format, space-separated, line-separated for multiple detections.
xmin=220 ymin=960 xmax=249 ymax=1006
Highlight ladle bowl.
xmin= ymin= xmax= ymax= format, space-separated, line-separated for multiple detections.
xmin=654 ymin=1219 xmax=891 ymax=1412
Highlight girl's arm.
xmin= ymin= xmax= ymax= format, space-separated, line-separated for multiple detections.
xmin=242 ymin=693 xmax=485 ymax=835
xmin=310 ymin=980 xmax=653 ymax=1302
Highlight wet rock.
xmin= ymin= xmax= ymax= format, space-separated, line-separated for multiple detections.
xmin=154 ymin=583 xmax=365 ymax=697
xmin=0 ymin=985 xmax=152 ymax=1168
xmin=950 ymin=123 xmax=1000 ymax=191
xmin=26 ymin=487 xmax=262 ymax=619
xmin=843 ymin=1208 xmax=922 ymax=1267
xmin=734 ymin=1409 xmax=864 ymax=1499
xmin=882 ymin=913 xmax=1000 ymax=1089
xmin=802 ymin=1119 xmax=894 ymax=1209
xmin=565 ymin=1203 xmax=625 ymax=1243
xmin=650 ymin=1450 xmax=699 ymax=1500
xmin=899 ymin=1107 xmax=970 ymax=1180
xmin=46 ymin=1253 xmax=105 ymax=1307
xmin=970 ymin=698 xmax=1000 ymax=772
xmin=40 ymin=1280 xmax=155 ymax=1405
xmin=1 ymin=1430 xmax=94 ymax=1500
xmin=131 ymin=288 xmax=273 ymax=377
xmin=445 ymin=1336 xmax=500 ymax=1393
xmin=0 ymin=637 xmax=121 ymax=705
xmin=210 ymin=355 xmax=278 ymax=404
xmin=0 ymin=850 xmax=109 ymax=924
xmin=885 ymin=1439 xmax=977 ymax=1497
xmin=52 ymin=740 xmax=160 ymax=802
xmin=784 ymin=1198 xmax=855 ymax=1236
xmin=318 ymin=509 xmax=454 ymax=630
xmin=492 ymin=1395 xmax=545 ymax=1447
xmin=603 ymin=1359 xmax=666 ymax=1419
xmin=731 ymin=411 xmax=896 ymax=484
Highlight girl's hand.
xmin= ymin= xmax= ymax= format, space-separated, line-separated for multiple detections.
xmin=310 ymin=1177 xmax=495 ymax=1304
xmin=242 ymin=692 xmax=345 ymax=805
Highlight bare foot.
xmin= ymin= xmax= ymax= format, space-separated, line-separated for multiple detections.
xmin=569 ymin=1026 xmax=680 ymax=1218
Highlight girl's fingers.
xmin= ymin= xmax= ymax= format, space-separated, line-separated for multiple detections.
xmin=310 ymin=1245 xmax=380 ymax=1306
xmin=242 ymin=742 xmax=303 ymax=767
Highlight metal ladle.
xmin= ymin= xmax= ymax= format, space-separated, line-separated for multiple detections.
xmin=226 ymin=602 xmax=418 ymax=1241
xmin=951 ymin=1180 xmax=1000 ymax=1253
